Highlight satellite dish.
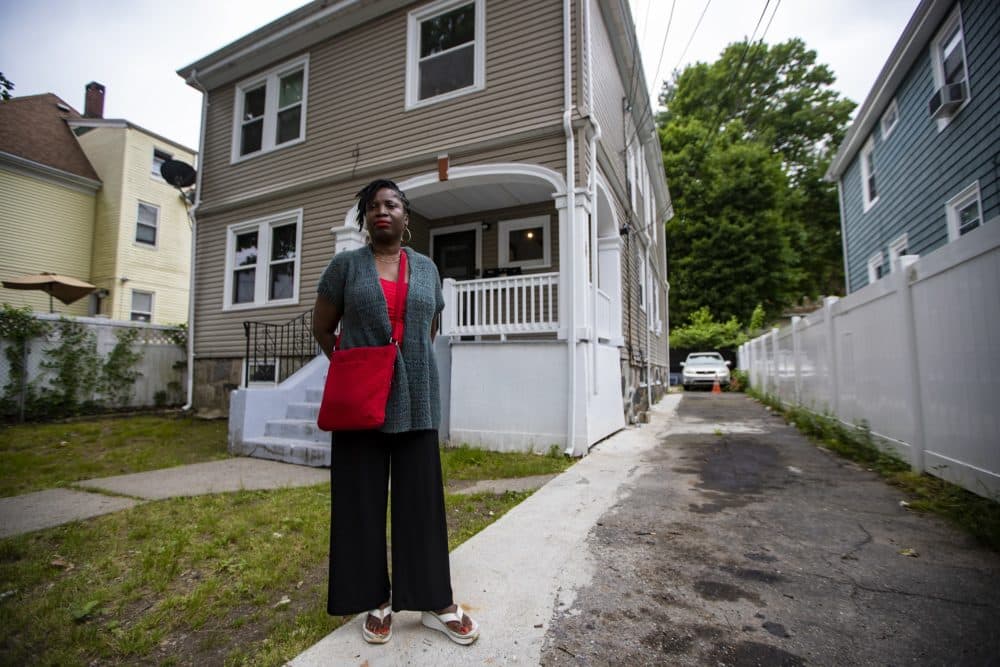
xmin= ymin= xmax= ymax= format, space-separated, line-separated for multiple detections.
xmin=160 ymin=159 xmax=197 ymax=188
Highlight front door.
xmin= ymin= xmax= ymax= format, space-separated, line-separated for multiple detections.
xmin=432 ymin=228 xmax=478 ymax=280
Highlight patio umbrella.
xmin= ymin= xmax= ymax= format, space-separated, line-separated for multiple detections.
xmin=2 ymin=272 xmax=97 ymax=313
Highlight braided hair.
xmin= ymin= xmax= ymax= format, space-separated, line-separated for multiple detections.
xmin=355 ymin=179 xmax=411 ymax=230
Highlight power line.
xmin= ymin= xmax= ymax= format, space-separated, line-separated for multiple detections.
xmin=645 ymin=0 xmax=677 ymax=104
xmin=673 ymin=0 xmax=712 ymax=75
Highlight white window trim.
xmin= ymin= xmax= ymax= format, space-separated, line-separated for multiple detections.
xmin=867 ymin=251 xmax=884 ymax=285
xmin=888 ymin=233 xmax=909 ymax=272
xmin=429 ymin=221 xmax=483 ymax=277
xmin=880 ymin=98 xmax=899 ymax=139
xmin=929 ymin=4 xmax=970 ymax=131
xmin=405 ymin=0 xmax=486 ymax=110
xmin=151 ymin=148 xmax=172 ymax=180
xmin=497 ymin=215 xmax=551 ymax=270
xmin=130 ymin=289 xmax=154 ymax=322
xmin=230 ymin=55 xmax=309 ymax=163
xmin=223 ymin=209 xmax=303 ymax=311
xmin=945 ymin=181 xmax=983 ymax=241
xmin=637 ymin=256 xmax=647 ymax=312
xmin=135 ymin=201 xmax=159 ymax=248
xmin=860 ymin=137 xmax=879 ymax=212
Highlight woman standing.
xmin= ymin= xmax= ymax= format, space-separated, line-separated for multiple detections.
xmin=312 ymin=179 xmax=479 ymax=646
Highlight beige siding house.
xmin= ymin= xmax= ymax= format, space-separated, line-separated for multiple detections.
xmin=178 ymin=0 xmax=671 ymax=459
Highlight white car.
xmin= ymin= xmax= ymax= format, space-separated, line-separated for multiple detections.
xmin=680 ymin=352 xmax=731 ymax=390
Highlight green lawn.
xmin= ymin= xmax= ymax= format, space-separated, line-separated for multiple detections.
xmin=0 ymin=415 xmax=577 ymax=665
xmin=0 ymin=416 xmax=230 ymax=497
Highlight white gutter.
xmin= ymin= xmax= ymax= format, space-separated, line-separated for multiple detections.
xmin=563 ymin=0 xmax=578 ymax=456
xmin=182 ymin=69 xmax=208 ymax=411
xmin=585 ymin=0 xmax=602 ymax=396
xmin=644 ymin=241 xmax=651 ymax=412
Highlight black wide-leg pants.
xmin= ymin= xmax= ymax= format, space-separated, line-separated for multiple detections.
xmin=327 ymin=428 xmax=453 ymax=615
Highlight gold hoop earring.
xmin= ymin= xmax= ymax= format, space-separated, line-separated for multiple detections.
xmin=402 ymin=226 xmax=412 ymax=245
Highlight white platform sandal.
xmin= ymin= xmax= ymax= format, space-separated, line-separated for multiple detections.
xmin=362 ymin=605 xmax=392 ymax=644
xmin=421 ymin=604 xmax=480 ymax=645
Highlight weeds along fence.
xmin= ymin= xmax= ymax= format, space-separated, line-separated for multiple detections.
xmin=739 ymin=221 xmax=1000 ymax=500
xmin=0 ymin=313 xmax=186 ymax=417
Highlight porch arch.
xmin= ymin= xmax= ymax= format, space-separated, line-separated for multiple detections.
xmin=595 ymin=176 xmax=623 ymax=344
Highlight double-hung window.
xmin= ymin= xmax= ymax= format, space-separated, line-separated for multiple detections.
xmin=880 ymin=99 xmax=899 ymax=139
xmin=224 ymin=210 xmax=303 ymax=310
xmin=406 ymin=0 xmax=485 ymax=109
xmin=151 ymin=148 xmax=171 ymax=179
xmin=867 ymin=251 xmax=885 ymax=285
xmin=130 ymin=290 xmax=154 ymax=322
xmin=888 ymin=233 xmax=909 ymax=272
xmin=232 ymin=56 xmax=308 ymax=161
xmin=946 ymin=182 xmax=982 ymax=241
xmin=860 ymin=137 xmax=878 ymax=211
xmin=135 ymin=202 xmax=159 ymax=247
xmin=930 ymin=6 xmax=970 ymax=128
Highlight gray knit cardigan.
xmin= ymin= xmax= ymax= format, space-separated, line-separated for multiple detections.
xmin=317 ymin=246 xmax=444 ymax=433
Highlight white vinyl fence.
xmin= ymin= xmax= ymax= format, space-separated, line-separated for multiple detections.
xmin=739 ymin=220 xmax=1000 ymax=499
xmin=0 ymin=313 xmax=186 ymax=413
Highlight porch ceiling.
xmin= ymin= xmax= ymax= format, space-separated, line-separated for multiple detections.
xmin=409 ymin=181 xmax=555 ymax=219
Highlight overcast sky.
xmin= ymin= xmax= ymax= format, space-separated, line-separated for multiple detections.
xmin=1 ymin=0 xmax=921 ymax=152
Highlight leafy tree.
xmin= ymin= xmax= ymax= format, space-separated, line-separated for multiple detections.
xmin=669 ymin=307 xmax=746 ymax=350
xmin=661 ymin=117 xmax=798 ymax=324
xmin=0 ymin=72 xmax=13 ymax=101
xmin=658 ymin=39 xmax=856 ymax=315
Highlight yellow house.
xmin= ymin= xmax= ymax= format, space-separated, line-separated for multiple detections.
xmin=70 ymin=117 xmax=196 ymax=325
xmin=0 ymin=94 xmax=100 ymax=317
xmin=0 ymin=84 xmax=196 ymax=325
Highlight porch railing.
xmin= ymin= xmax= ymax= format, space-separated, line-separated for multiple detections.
xmin=442 ymin=273 xmax=559 ymax=337
xmin=243 ymin=309 xmax=320 ymax=387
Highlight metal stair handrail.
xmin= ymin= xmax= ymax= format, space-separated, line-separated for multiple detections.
xmin=242 ymin=308 xmax=320 ymax=387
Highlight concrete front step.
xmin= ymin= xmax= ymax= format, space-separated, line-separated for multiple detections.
xmin=235 ymin=436 xmax=331 ymax=468
xmin=265 ymin=419 xmax=329 ymax=444
xmin=304 ymin=387 xmax=325 ymax=403
xmin=286 ymin=402 xmax=321 ymax=420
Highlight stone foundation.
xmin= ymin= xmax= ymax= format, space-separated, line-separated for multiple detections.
xmin=193 ymin=357 xmax=243 ymax=417
xmin=621 ymin=360 xmax=668 ymax=425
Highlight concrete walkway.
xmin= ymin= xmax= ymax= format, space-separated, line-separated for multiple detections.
xmin=290 ymin=396 xmax=683 ymax=666
xmin=0 ymin=458 xmax=562 ymax=539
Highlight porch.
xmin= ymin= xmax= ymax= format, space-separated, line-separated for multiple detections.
xmin=228 ymin=162 xmax=627 ymax=462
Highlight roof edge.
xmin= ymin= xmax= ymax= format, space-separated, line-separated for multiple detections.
xmin=0 ymin=150 xmax=103 ymax=192
xmin=67 ymin=119 xmax=198 ymax=156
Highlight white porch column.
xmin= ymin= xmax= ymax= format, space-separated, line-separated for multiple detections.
xmin=330 ymin=224 xmax=365 ymax=254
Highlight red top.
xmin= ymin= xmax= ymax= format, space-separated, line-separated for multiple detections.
xmin=380 ymin=278 xmax=405 ymax=328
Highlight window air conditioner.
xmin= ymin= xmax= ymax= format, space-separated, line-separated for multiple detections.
xmin=928 ymin=81 xmax=967 ymax=119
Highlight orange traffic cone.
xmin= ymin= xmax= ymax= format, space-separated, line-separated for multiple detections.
xmin=711 ymin=379 xmax=722 ymax=394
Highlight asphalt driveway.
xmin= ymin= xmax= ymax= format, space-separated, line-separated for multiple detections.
xmin=540 ymin=392 xmax=1000 ymax=666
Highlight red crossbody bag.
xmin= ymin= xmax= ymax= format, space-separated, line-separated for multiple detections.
xmin=317 ymin=251 xmax=408 ymax=432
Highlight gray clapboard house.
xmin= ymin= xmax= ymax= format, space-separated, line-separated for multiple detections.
xmin=825 ymin=0 xmax=998 ymax=292
xmin=176 ymin=0 xmax=672 ymax=463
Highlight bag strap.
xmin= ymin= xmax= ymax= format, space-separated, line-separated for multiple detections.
xmin=390 ymin=250 xmax=408 ymax=346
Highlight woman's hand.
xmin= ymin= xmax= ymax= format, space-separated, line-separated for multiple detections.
xmin=313 ymin=294 xmax=341 ymax=357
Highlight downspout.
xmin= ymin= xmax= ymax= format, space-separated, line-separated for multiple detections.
xmin=182 ymin=69 xmax=208 ymax=411
xmin=836 ymin=179 xmax=851 ymax=294
xmin=563 ymin=0 xmax=578 ymax=455
xmin=645 ymin=240 xmax=651 ymax=412
xmin=586 ymin=0 xmax=602 ymax=396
